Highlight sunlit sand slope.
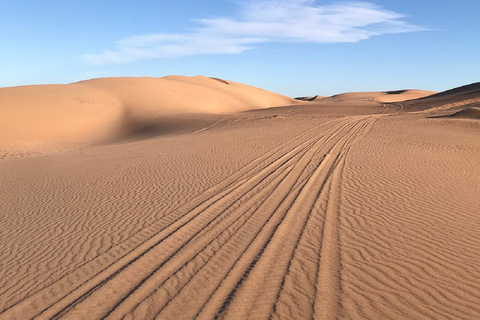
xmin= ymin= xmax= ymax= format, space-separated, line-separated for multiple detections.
xmin=0 ymin=76 xmax=296 ymax=149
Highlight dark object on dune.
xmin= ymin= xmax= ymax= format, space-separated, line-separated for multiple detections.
xmin=295 ymin=95 xmax=318 ymax=101
xmin=385 ymin=90 xmax=407 ymax=95
xmin=209 ymin=77 xmax=229 ymax=85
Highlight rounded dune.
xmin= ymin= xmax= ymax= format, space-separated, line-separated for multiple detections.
xmin=319 ymin=89 xmax=436 ymax=104
xmin=374 ymin=89 xmax=437 ymax=103
xmin=76 ymin=76 xmax=295 ymax=115
xmin=0 ymin=76 xmax=296 ymax=149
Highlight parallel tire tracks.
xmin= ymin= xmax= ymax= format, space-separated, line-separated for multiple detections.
xmin=0 ymin=116 xmax=377 ymax=320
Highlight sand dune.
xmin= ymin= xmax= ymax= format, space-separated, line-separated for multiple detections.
xmin=318 ymin=89 xmax=435 ymax=104
xmin=1 ymin=79 xmax=480 ymax=319
xmin=0 ymin=83 xmax=123 ymax=147
xmin=0 ymin=76 xmax=296 ymax=151
xmin=424 ymin=82 xmax=480 ymax=98
xmin=400 ymin=82 xmax=480 ymax=113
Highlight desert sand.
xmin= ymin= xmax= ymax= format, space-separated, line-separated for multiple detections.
xmin=0 ymin=76 xmax=295 ymax=157
xmin=1 ymin=76 xmax=480 ymax=320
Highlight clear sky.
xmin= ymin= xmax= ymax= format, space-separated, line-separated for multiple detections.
xmin=1 ymin=0 xmax=479 ymax=96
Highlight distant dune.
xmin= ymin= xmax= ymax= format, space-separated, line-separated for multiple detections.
xmin=423 ymin=82 xmax=480 ymax=99
xmin=0 ymin=76 xmax=296 ymax=149
xmin=318 ymin=89 xmax=436 ymax=104
xmin=3 ymin=76 xmax=478 ymax=153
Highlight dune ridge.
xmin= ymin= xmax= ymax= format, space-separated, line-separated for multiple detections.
xmin=422 ymin=82 xmax=480 ymax=99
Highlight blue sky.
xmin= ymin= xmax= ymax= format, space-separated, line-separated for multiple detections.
xmin=1 ymin=0 xmax=479 ymax=96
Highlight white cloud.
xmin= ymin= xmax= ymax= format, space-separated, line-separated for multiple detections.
xmin=82 ymin=0 xmax=426 ymax=65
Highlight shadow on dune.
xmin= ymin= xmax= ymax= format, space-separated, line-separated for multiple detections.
xmin=395 ymin=82 xmax=480 ymax=112
xmin=209 ymin=77 xmax=230 ymax=85
xmin=385 ymin=90 xmax=407 ymax=95
xmin=113 ymin=109 xmax=226 ymax=143
xmin=294 ymin=95 xmax=318 ymax=101
xmin=421 ymin=82 xmax=480 ymax=99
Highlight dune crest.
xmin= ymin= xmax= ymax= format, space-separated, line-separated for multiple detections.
xmin=0 ymin=76 xmax=296 ymax=150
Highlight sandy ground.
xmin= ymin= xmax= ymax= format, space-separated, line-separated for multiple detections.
xmin=1 ymin=78 xmax=480 ymax=319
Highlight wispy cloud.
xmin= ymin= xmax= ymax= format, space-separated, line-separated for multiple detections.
xmin=83 ymin=0 xmax=426 ymax=65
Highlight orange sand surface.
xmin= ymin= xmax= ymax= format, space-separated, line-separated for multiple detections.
xmin=0 ymin=76 xmax=295 ymax=156
xmin=1 ymin=78 xmax=480 ymax=319
xmin=318 ymin=89 xmax=436 ymax=104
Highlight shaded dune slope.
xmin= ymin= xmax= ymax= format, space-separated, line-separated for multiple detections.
xmin=433 ymin=107 xmax=480 ymax=120
xmin=400 ymin=82 xmax=480 ymax=112
xmin=423 ymin=82 xmax=480 ymax=99
xmin=450 ymin=107 xmax=480 ymax=119
xmin=0 ymin=76 xmax=296 ymax=148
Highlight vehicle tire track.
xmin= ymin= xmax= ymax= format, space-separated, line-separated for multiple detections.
xmin=51 ymin=119 xmax=357 ymax=320
xmin=210 ymin=116 xmax=376 ymax=320
xmin=0 ymin=116 xmax=377 ymax=320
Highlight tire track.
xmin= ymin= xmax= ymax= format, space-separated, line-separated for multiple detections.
xmin=142 ymin=122 xmax=359 ymax=320
xmin=209 ymin=116 xmax=375 ymax=320
xmin=0 ymin=117 xmax=334 ymax=319
xmin=51 ymin=118 xmax=358 ymax=320
xmin=0 ymin=116 xmax=376 ymax=320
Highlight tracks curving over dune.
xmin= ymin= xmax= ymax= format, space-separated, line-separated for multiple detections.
xmin=0 ymin=116 xmax=377 ymax=320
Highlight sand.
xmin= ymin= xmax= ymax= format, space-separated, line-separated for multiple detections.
xmin=1 ymin=78 xmax=480 ymax=320
xmin=0 ymin=76 xmax=296 ymax=157
xmin=446 ymin=107 xmax=480 ymax=119
xmin=318 ymin=89 xmax=436 ymax=104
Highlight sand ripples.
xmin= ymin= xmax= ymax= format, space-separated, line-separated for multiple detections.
xmin=1 ymin=116 xmax=379 ymax=319
xmin=2 ymin=110 xmax=480 ymax=319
